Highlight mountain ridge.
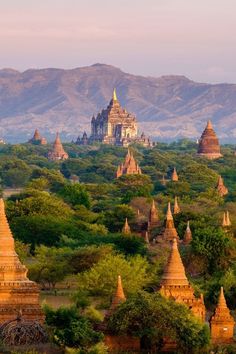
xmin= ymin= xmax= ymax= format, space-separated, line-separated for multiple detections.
xmin=0 ymin=63 xmax=236 ymax=143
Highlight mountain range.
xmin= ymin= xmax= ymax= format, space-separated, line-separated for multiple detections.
xmin=0 ymin=63 xmax=236 ymax=143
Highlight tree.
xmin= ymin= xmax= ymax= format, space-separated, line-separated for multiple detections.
xmin=103 ymin=204 xmax=136 ymax=232
xmin=108 ymin=291 xmax=210 ymax=353
xmin=77 ymin=253 xmax=151 ymax=297
xmin=58 ymin=183 xmax=91 ymax=209
xmin=44 ymin=305 xmax=103 ymax=348
xmin=115 ymin=174 xmax=153 ymax=202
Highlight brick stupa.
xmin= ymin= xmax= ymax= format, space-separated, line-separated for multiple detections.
xmin=48 ymin=133 xmax=68 ymax=161
xmin=222 ymin=211 xmax=231 ymax=228
xmin=216 ymin=176 xmax=228 ymax=197
xmin=109 ymin=275 xmax=126 ymax=315
xmin=162 ymin=203 xmax=179 ymax=242
xmin=160 ymin=239 xmax=205 ymax=321
xmin=0 ymin=199 xmax=44 ymax=324
xmin=210 ymin=287 xmax=235 ymax=343
xmin=197 ymin=120 xmax=222 ymax=159
xmin=116 ymin=150 xmax=142 ymax=178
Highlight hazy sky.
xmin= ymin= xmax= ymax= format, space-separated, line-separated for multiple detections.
xmin=1 ymin=0 xmax=236 ymax=83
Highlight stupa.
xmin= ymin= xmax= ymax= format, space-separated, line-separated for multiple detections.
xmin=48 ymin=133 xmax=69 ymax=161
xmin=76 ymin=131 xmax=88 ymax=145
xmin=216 ymin=176 xmax=228 ymax=197
xmin=183 ymin=221 xmax=192 ymax=244
xmin=122 ymin=218 xmax=131 ymax=235
xmin=116 ymin=149 xmax=142 ymax=178
xmin=0 ymin=199 xmax=44 ymax=324
xmin=148 ymin=200 xmax=159 ymax=229
xmin=210 ymin=287 xmax=235 ymax=343
xmin=162 ymin=203 xmax=179 ymax=242
xmin=173 ymin=196 xmax=180 ymax=215
xmin=108 ymin=275 xmax=126 ymax=315
xmin=197 ymin=120 xmax=222 ymax=159
xmin=28 ymin=129 xmax=47 ymax=145
xmin=160 ymin=239 xmax=205 ymax=321
xmin=171 ymin=168 xmax=179 ymax=182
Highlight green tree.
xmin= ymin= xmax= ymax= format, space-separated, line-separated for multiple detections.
xmin=58 ymin=183 xmax=91 ymax=208
xmin=115 ymin=174 xmax=153 ymax=202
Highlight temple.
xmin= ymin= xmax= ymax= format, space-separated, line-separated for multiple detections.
xmin=122 ymin=218 xmax=131 ymax=235
xmin=28 ymin=129 xmax=47 ymax=145
xmin=0 ymin=199 xmax=44 ymax=324
xmin=216 ymin=176 xmax=228 ymax=197
xmin=210 ymin=287 xmax=235 ymax=343
xmin=162 ymin=203 xmax=179 ymax=242
xmin=173 ymin=196 xmax=180 ymax=214
xmin=90 ymin=89 xmax=152 ymax=147
xmin=76 ymin=132 xmax=88 ymax=145
xmin=116 ymin=149 xmax=142 ymax=178
xmin=108 ymin=275 xmax=126 ymax=315
xmin=148 ymin=200 xmax=159 ymax=229
xmin=160 ymin=239 xmax=205 ymax=321
xmin=183 ymin=221 xmax=192 ymax=244
xmin=171 ymin=168 xmax=179 ymax=182
xmin=48 ymin=133 xmax=69 ymax=161
xmin=197 ymin=120 xmax=222 ymax=159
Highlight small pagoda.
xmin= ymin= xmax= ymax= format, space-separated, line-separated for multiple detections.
xmin=210 ymin=287 xmax=235 ymax=343
xmin=162 ymin=203 xmax=179 ymax=242
xmin=173 ymin=196 xmax=180 ymax=215
xmin=197 ymin=120 xmax=222 ymax=159
xmin=0 ymin=199 xmax=44 ymax=324
xmin=76 ymin=132 xmax=88 ymax=145
xmin=216 ymin=176 xmax=228 ymax=197
xmin=116 ymin=150 xmax=142 ymax=178
xmin=28 ymin=129 xmax=47 ymax=145
xmin=48 ymin=133 xmax=69 ymax=161
xmin=160 ymin=239 xmax=205 ymax=321
xmin=122 ymin=218 xmax=131 ymax=235
xmin=222 ymin=211 xmax=231 ymax=228
xmin=183 ymin=221 xmax=192 ymax=244
xmin=171 ymin=168 xmax=179 ymax=182
xmin=148 ymin=200 xmax=159 ymax=229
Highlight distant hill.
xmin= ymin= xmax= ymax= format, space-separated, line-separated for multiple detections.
xmin=0 ymin=63 xmax=236 ymax=143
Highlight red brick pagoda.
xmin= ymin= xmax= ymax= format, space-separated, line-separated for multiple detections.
xmin=197 ymin=120 xmax=222 ymax=159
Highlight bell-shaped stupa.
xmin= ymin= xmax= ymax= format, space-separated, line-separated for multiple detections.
xmin=197 ymin=120 xmax=222 ymax=159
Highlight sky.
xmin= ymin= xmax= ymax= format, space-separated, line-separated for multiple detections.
xmin=0 ymin=0 xmax=236 ymax=83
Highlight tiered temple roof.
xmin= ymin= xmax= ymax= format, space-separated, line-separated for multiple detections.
xmin=116 ymin=150 xmax=142 ymax=178
xmin=160 ymin=239 xmax=205 ymax=321
xmin=210 ymin=287 xmax=235 ymax=343
xmin=216 ymin=176 xmax=228 ymax=197
xmin=0 ymin=199 xmax=44 ymax=324
xmin=173 ymin=196 xmax=180 ymax=215
xmin=162 ymin=203 xmax=179 ymax=242
xmin=197 ymin=120 xmax=222 ymax=159
xmin=48 ymin=133 xmax=69 ymax=161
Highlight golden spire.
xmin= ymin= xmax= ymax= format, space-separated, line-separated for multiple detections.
xmin=173 ymin=196 xmax=180 ymax=214
xmin=161 ymin=239 xmax=189 ymax=286
xmin=110 ymin=275 xmax=126 ymax=311
xmin=171 ymin=167 xmax=179 ymax=182
xmin=113 ymin=88 xmax=117 ymax=101
xmin=222 ymin=212 xmax=227 ymax=227
xmin=183 ymin=221 xmax=192 ymax=244
xmin=122 ymin=218 xmax=131 ymax=235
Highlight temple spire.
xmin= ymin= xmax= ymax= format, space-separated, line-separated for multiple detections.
xmin=113 ymin=88 xmax=117 ymax=101
xmin=162 ymin=202 xmax=179 ymax=242
xmin=148 ymin=200 xmax=159 ymax=228
xmin=110 ymin=275 xmax=126 ymax=312
xmin=122 ymin=218 xmax=131 ymax=235
xmin=216 ymin=176 xmax=228 ymax=197
xmin=173 ymin=196 xmax=180 ymax=214
xmin=48 ymin=132 xmax=68 ymax=161
xmin=161 ymin=239 xmax=188 ymax=286
xmin=206 ymin=120 xmax=213 ymax=130
xmin=183 ymin=221 xmax=192 ymax=244
xmin=171 ymin=167 xmax=179 ymax=182
xmin=226 ymin=211 xmax=231 ymax=226
xmin=197 ymin=120 xmax=222 ymax=159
